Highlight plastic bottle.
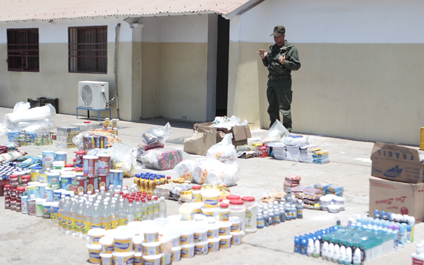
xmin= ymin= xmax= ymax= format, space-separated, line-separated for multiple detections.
xmin=118 ymin=199 xmax=127 ymax=226
xmin=67 ymin=198 xmax=77 ymax=236
xmin=373 ymin=209 xmax=380 ymax=219
xmin=294 ymin=236 xmax=300 ymax=253
xmin=159 ymin=197 xmax=166 ymax=218
xmin=146 ymin=196 xmax=153 ymax=220
xmin=307 ymin=238 xmax=314 ymax=257
xmin=135 ymin=197 xmax=143 ymax=221
xmin=327 ymin=242 xmax=334 ymax=261
xmin=102 ymin=201 xmax=111 ymax=230
xmin=91 ymin=203 xmax=102 ymax=229
xmin=352 ymin=247 xmax=361 ymax=265
xmin=338 ymin=243 xmax=345 ymax=264
xmin=279 ymin=204 xmax=286 ymax=222
xmin=333 ymin=242 xmax=340 ymax=263
xmin=409 ymin=216 xmax=415 ymax=243
xmin=344 ymin=244 xmax=352 ymax=265
xmin=322 ymin=241 xmax=329 ymax=260
xmin=82 ymin=199 xmax=92 ymax=238
xmin=61 ymin=197 xmax=71 ymax=233
xmin=141 ymin=198 xmax=147 ymax=220
xmin=291 ymin=204 xmax=297 ymax=220
xmin=75 ymin=200 xmax=85 ymax=237
xmin=313 ymin=239 xmax=320 ymax=258
xmin=284 ymin=203 xmax=291 ymax=220
xmin=412 ymin=244 xmax=424 ymax=265
xmin=126 ymin=199 xmax=135 ymax=222
xmin=57 ymin=195 xmax=66 ymax=232
xmin=398 ymin=224 xmax=406 ymax=247
xmin=153 ymin=196 xmax=159 ymax=219
xmin=267 ymin=210 xmax=274 ymax=226
xmin=257 ymin=213 xmax=265 ymax=229
xmin=296 ymin=200 xmax=303 ymax=219
xmin=300 ymin=236 xmax=308 ymax=255
xmin=273 ymin=209 xmax=281 ymax=224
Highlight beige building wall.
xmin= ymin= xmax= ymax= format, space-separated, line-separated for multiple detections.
xmin=228 ymin=0 xmax=424 ymax=145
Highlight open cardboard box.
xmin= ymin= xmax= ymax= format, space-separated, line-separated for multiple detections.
xmin=369 ymin=176 xmax=424 ymax=222
xmin=371 ymin=142 xmax=424 ymax=183
xmin=193 ymin=122 xmax=251 ymax=146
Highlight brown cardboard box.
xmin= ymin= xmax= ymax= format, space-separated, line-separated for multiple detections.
xmin=370 ymin=142 xmax=424 ymax=183
xmin=193 ymin=122 xmax=251 ymax=146
xmin=183 ymin=129 xmax=217 ymax=156
xmin=369 ymin=177 xmax=424 ymax=222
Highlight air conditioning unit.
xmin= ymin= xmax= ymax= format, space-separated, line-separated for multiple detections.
xmin=78 ymin=81 xmax=109 ymax=109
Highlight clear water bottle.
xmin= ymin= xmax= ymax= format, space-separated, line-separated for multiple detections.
xmin=60 ymin=196 xmax=71 ymax=233
xmin=82 ymin=199 xmax=92 ymax=239
xmin=91 ymin=203 xmax=102 ymax=229
xmin=159 ymin=197 xmax=167 ymax=218
xmin=67 ymin=199 xmax=77 ymax=236
xmin=141 ymin=198 xmax=147 ymax=220
xmin=153 ymin=197 xmax=160 ymax=219
xmin=118 ymin=198 xmax=127 ymax=227
xmin=127 ymin=199 xmax=135 ymax=222
xmin=102 ymin=201 xmax=111 ymax=230
xmin=58 ymin=195 xmax=66 ymax=232
xmin=75 ymin=200 xmax=85 ymax=237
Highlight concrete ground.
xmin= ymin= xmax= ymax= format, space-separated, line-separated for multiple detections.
xmin=0 ymin=107 xmax=419 ymax=265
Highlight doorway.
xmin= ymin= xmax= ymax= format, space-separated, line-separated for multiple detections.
xmin=215 ymin=15 xmax=229 ymax=117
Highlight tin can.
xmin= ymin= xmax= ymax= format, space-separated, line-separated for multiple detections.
xmin=72 ymin=176 xmax=87 ymax=195
xmin=10 ymin=199 xmax=16 ymax=211
xmin=98 ymin=175 xmax=109 ymax=191
xmin=47 ymin=172 xmax=61 ymax=189
xmin=21 ymin=175 xmax=31 ymax=187
xmin=28 ymin=199 xmax=37 ymax=216
xmin=30 ymin=167 xmax=42 ymax=182
xmin=42 ymin=202 xmax=51 ymax=219
xmin=53 ymin=190 xmax=62 ymax=202
xmin=37 ymin=170 xmax=48 ymax=183
xmin=50 ymin=202 xmax=59 ymax=219
xmin=109 ymin=170 xmax=123 ymax=187
xmin=5 ymin=197 xmax=10 ymax=209
xmin=10 ymin=187 xmax=17 ymax=200
xmin=86 ymin=177 xmax=98 ymax=194
xmin=9 ymin=174 xmax=19 ymax=188
xmin=16 ymin=199 xmax=22 ymax=212
xmin=54 ymin=151 xmax=67 ymax=163
xmin=98 ymin=154 xmax=111 ymax=176
xmin=42 ymin=150 xmax=55 ymax=169
xmin=61 ymin=174 xmax=75 ymax=191
xmin=26 ymin=183 xmax=39 ymax=198
xmin=21 ymin=196 xmax=28 ymax=214
xmin=38 ymin=183 xmax=48 ymax=199
xmin=83 ymin=155 xmax=98 ymax=177
xmin=75 ymin=150 xmax=86 ymax=165
xmin=45 ymin=187 xmax=55 ymax=202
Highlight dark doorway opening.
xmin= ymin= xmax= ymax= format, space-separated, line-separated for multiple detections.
xmin=215 ymin=15 xmax=229 ymax=117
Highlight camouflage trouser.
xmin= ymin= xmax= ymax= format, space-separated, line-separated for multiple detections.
xmin=267 ymin=78 xmax=292 ymax=132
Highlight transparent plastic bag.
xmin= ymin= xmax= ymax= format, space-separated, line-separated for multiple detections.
xmin=263 ymin=120 xmax=290 ymax=143
xmin=110 ymin=143 xmax=135 ymax=177
xmin=140 ymin=148 xmax=183 ymax=170
xmin=191 ymin=157 xmax=240 ymax=186
xmin=206 ymin=134 xmax=237 ymax=164
xmin=138 ymin=122 xmax=173 ymax=151
xmin=173 ymin=159 xmax=198 ymax=181
xmin=282 ymin=135 xmax=309 ymax=146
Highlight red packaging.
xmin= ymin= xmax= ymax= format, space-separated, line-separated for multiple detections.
xmin=72 ymin=176 xmax=87 ymax=195
xmin=83 ymin=155 xmax=98 ymax=177
xmin=4 ymin=185 xmax=10 ymax=198
xmin=98 ymin=175 xmax=109 ymax=191
xmin=86 ymin=177 xmax=98 ymax=194
xmin=258 ymin=146 xmax=268 ymax=158
xmin=5 ymin=197 xmax=10 ymax=209
xmin=10 ymin=187 xmax=17 ymax=200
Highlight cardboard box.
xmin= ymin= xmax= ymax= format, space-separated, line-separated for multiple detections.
xmin=371 ymin=142 xmax=424 ymax=183
xmin=369 ymin=177 xmax=424 ymax=222
xmin=193 ymin=122 xmax=251 ymax=146
xmin=183 ymin=129 xmax=217 ymax=156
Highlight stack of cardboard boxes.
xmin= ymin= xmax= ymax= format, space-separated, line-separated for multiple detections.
xmin=369 ymin=142 xmax=424 ymax=222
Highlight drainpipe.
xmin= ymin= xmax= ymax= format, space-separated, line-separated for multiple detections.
xmin=114 ymin=23 xmax=121 ymax=119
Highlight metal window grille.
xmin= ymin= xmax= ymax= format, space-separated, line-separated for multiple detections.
xmin=7 ymin=28 xmax=39 ymax=72
xmin=68 ymin=26 xmax=107 ymax=74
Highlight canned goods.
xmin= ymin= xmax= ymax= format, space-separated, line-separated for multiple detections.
xmin=42 ymin=150 xmax=55 ymax=169
xmin=97 ymin=154 xmax=111 ymax=176
xmin=47 ymin=172 xmax=61 ymax=189
xmin=5 ymin=197 xmax=10 ymax=209
xmin=4 ymin=185 xmax=10 ymax=197
xmin=45 ymin=187 xmax=55 ymax=202
xmin=98 ymin=175 xmax=109 ymax=191
xmin=109 ymin=170 xmax=123 ymax=187
xmin=61 ymin=174 xmax=75 ymax=191
xmin=10 ymin=199 xmax=16 ymax=211
xmin=16 ymin=187 xmax=25 ymax=200
xmin=54 ymin=151 xmax=67 ymax=163
xmin=21 ymin=175 xmax=31 ymax=186
xmin=30 ymin=167 xmax=43 ymax=182
xmin=72 ymin=176 xmax=87 ymax=195
xmin=75 ymin=150 xmax=86 ymax=165
xmin=9 ymin=175 xmax=19 ymax=188
xmin=86 ymin=177 xmax=98 ymax=194
xmin=21 ymin=196 xmax=28 ymax=214
xmin=83 ymin=155 xmax=98 ymax=177
xmin=16 ymin=200 xmax=22 ymax=212
xmin=10 ymin=187 xmax=17 ymax=200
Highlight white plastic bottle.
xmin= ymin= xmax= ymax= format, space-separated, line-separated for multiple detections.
xmin=159 ymin=197 xmax=167 ymax=218
xmin=91 ymin=203 xmax=102 ymax=229
xmin=307 ymin=238 xmax=314 ymax=257
xmin=344 ymin=244 xmax=352 ymax=265
xmin=333 ymin=243 xmax=340 ymax=263
xmin=353 ymin=248 xmax=361 ymax=265
xmin=412 ymin=244 xmax=424 ymax=265
xmin=327 ymin=242 xmax=334 ymax=262
xmin=313 ymin=239 xmax=320 ymax=258
xmin=322 ymin=241 xmax=329 ymax=260
xmin=338 ymin=244 xmax=346 ymax=264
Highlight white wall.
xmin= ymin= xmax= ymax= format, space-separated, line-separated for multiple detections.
xmin=234 ymin=0 xmax=424 ymax=44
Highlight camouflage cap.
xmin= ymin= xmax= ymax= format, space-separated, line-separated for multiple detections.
xmin=271 ymin=26 xmax=285 ymax=36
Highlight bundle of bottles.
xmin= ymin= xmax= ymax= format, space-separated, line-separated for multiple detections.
xmin=257 ymin=188 xmax=303 ymax=228
xmin=58 ymin=184 xmax=167 ymax=239
xmin=294 ymin=211 xmax=416 ymax=264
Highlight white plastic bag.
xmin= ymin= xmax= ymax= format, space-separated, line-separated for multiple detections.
xmin=174 ymin=159 xmax=198 ymax=181
xmin=204 ymin=162 xmax=240 ymax=187
xmin=263 ymin=120 xmax=290 ymax=143
xmin=138 ymin=122 xmax=173 ymax=151
xmin=110 ymin=143 xmax=135 ymax=177
xmin=206 ymin=134 xmax=237 ymax=164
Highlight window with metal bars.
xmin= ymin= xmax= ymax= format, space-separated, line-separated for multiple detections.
xmin=68 ymin=26 xmax=107 ymax=74
xmin=7 ymin=28 xmax=39 ymax=72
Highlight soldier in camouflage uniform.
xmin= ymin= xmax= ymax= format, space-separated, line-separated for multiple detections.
xmin=258 ymin=26 xmax=301 ymax=132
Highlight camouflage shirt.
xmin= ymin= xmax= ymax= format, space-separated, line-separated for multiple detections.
xmin=262 ymin=41 xmax=301 ymax=80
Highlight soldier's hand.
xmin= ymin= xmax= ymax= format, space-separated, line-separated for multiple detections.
xmin=278 ymin=55 xmax=286 ymax=64
xmin=257 ymin=49 xmax=267 ymax=59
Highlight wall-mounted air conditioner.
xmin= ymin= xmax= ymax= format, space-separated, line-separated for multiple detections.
xmin=78 ymin=81 xmax=109 ymax=109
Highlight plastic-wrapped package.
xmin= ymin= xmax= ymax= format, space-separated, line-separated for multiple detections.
xmin=110 ymin=143 xmax=135 ymax=177
xmin=72 ymin=131 xmax=122 ymax=150
xmin=263 ymin=120 xmax=290 ymax=143
xmin=282 ymin=135 xmax=309 ymax=146
xmin=206 ymin=134 xmax=237 ymax=164
xmin=140 ymin=148 xmax=183 ymax=170
xmin=87 ymin=148 xmax=111 ymax=156
xmin=138 ymin=123 xmax=173 ymax=151
xmin=173 ymin=159 xmax=198 ymax=181
xmin=205 ymin=163 xmax=240 ymax=187
xmin=192 ymin=158 xmax=223 ymax=184
xmin=212 ymin=115 xmax=248 ymax=129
